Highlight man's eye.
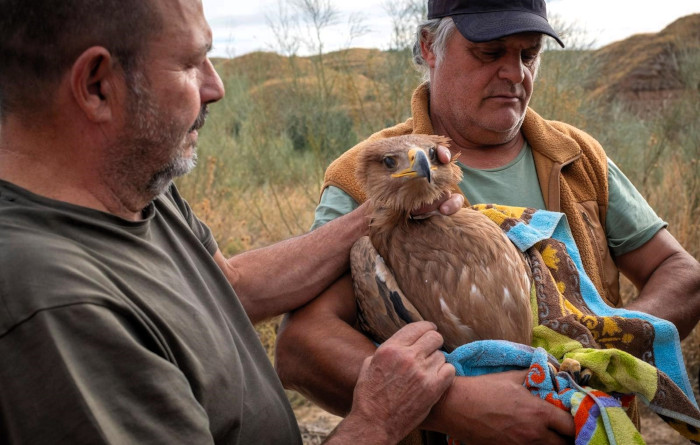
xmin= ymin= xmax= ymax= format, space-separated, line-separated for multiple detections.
xmin=383 ymin=157 xmax=397 ymax=169
xmin=522 ymin=53 xmax=539 ymax=63
xmin=481 ymin=51 xmax=502 ymax=60
xmin=428 ymin=147 xmax=437 ymax=161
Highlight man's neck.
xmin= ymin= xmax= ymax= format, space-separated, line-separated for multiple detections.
xmin=451 ymin=134 xmax=526 ymax=169
xmin=0 ymin=121 xmax=145 ymax=221
xmin=428 ymin=106 xmax=527 ymax=169
xmin=432 ymin=124 xmax=526 ymax=169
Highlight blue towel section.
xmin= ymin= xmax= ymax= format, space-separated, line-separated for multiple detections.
xmin=507 ymin=210 xmax=563 ymax=251
xmin=504 ymin=209 xmax=696 ymax=404
xmin=444 ymin=339 xmax=537 ymax=376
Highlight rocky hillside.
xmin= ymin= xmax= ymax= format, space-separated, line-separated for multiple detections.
xmin=585 ymin=13 xmax=700 ymax=112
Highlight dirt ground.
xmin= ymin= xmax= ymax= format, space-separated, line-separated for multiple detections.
xmin=637 ymin=402 xmax=692 ymax=445
xmin=294 ymin=404 xmax=342 ymax=445
xmin=294 ymin=401 xmax=696 ymax=444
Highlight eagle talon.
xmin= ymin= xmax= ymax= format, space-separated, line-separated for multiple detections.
xmin=579 ymin=368 xmax=593 ymax=386
xmin=560 ymin=358 xmax=593 ymax=386
xmin=547 ymin=362 xmax=560 ymax=389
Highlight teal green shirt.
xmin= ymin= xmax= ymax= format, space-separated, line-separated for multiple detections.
xmin=312 ymin=143 xmax=665 ymax=256
xmin=456 ymin=142 xmax=546 ymax=209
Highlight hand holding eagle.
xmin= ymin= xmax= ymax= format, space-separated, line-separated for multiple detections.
xmin=351 ymin=134 xmax=532 ymax=352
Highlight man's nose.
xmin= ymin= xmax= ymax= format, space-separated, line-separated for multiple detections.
xmin=201 ymin=58 xmax=225 ymax=104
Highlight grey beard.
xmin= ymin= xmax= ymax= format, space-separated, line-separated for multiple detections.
xmin=146 ymin=151 xmax=198 ymax=196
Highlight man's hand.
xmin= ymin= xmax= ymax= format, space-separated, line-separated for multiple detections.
xmin=412 ymin=144 xmax=465 ymax=217
xmin=427 ymin=370 xmax=575 ymax=444
xmin=324 ymin=322 xmax=455 ymax=444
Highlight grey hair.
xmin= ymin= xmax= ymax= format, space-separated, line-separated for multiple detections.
xmin=412 ymin=17 xmax=457 ymax=82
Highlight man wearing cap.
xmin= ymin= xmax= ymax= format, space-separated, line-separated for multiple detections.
xmin=275 ymin=0 xmax=700 ymax=443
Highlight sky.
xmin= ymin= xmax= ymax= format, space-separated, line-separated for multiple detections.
xmin=203 ymin=0 xmax=700 ymax=58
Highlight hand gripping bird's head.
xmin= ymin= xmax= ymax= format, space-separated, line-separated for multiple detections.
xmin=357 ymin=134 xmax=462 ymax=221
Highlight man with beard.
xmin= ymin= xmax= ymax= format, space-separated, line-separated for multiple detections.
xmin=0 ymin=0 xmax=460 ymax=443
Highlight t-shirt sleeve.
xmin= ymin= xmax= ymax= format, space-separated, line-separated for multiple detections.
xmin=0 ymin=304 xmax=214 ymax=445
xmin=605 ymin=158 xmax=667 ymax=255
xmin=165 ymin=184 xmax=218 ymax=255
xmin=310 ymin=186 xmax=359 ymax=231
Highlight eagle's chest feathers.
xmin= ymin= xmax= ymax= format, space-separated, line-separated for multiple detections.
xmin=368 ymin=209 xmax=532 ymax=352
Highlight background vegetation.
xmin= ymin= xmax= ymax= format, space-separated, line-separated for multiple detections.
xmin=176 ymin=2 xmax=698 ymax=440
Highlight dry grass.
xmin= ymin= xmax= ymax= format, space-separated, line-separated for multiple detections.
xmin=179 ymin=155 xmax=318 ymax=256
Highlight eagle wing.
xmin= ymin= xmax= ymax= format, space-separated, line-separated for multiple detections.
xmin=350 ymin=236 xmax=424 ymax=345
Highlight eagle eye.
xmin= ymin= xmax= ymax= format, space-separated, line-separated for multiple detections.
xmin=383 ymin=156 xmax=397 ymax=169
xmin=428 ymin=147 xmax=437 ymax=162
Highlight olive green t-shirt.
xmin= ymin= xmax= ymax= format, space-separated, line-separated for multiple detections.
xmin=312 ymin=143 xmax=665 ymax=256
xmin=0 ymin=180 xmax=301 ymax=444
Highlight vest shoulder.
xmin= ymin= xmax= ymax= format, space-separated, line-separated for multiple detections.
xmin=541 ymin=118 xmax=607 ymax=161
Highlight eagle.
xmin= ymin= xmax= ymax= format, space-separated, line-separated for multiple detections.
xmin=351 ymin=134 xmax=532 ymax=352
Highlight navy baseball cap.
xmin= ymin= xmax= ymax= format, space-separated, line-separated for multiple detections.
xmin=428 ymin=0 xmax=565 ymax=48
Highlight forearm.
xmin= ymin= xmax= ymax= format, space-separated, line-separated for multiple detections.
xmin=421 ymin=375 xmax=523 ymax=437
xmin=277 ymin=321 xmax=371 ymax=415
xmin=420 ymin=373 xmax=575 ymax=443
xmin=614 ymin=230 xmax=700 ymax=339
xmin=222 ymin=203 xmax=368 ymax=323
xmin=323 ymin=414 xmax=391 ymax=444
xmin=421 ymin=376 xmax=529 ymax=434
xmin=624 ymin=251 xmax=700 ymax=339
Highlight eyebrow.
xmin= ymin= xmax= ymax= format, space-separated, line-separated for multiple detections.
xmin=528 ymin=41 xmax=543 ymax=52
xmin=475 ymin=39 xmax=543 ymax=51
xmin=186 ymin=41 xmax=213 ymax=65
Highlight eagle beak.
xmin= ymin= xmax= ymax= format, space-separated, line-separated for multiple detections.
xmin=412 ymin=148 xmax=432 ymax=183
xmin=391 ymin=148 xmax=434 ymax=183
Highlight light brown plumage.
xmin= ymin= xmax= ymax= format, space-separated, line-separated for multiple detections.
xmin=351 ymin=134 xmax=532 ymax=352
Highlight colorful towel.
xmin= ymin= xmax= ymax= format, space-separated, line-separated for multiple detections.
xmin=445 ymin=340 xmax=645 ymax=444
xmin=456 ymin=205 xmax=700 ymax=444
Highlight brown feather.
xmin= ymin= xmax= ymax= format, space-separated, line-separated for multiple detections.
xmin=352 ymin=134 xmax=532 ymax=352
xmin=350 ymin=236 xmax=424 ymax=344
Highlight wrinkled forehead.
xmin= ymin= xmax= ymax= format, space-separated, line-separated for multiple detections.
xmin=150 ymin=0 xmax=209 ymax=39
xmin=145 ymin=0 xmax=212 ymax=53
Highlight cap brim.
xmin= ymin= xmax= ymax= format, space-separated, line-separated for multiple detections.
xmin=452 ymin=11 xmax=565 ymax=48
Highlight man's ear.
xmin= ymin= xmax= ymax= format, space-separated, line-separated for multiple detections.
xmin=70 ymin=47 xmax=120 ymax=123
xmin=420 ymin=31 xmax=437 ymax=68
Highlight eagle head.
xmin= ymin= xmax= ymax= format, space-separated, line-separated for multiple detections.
xmin=357 ymin=134 xmax=462 ymax=220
